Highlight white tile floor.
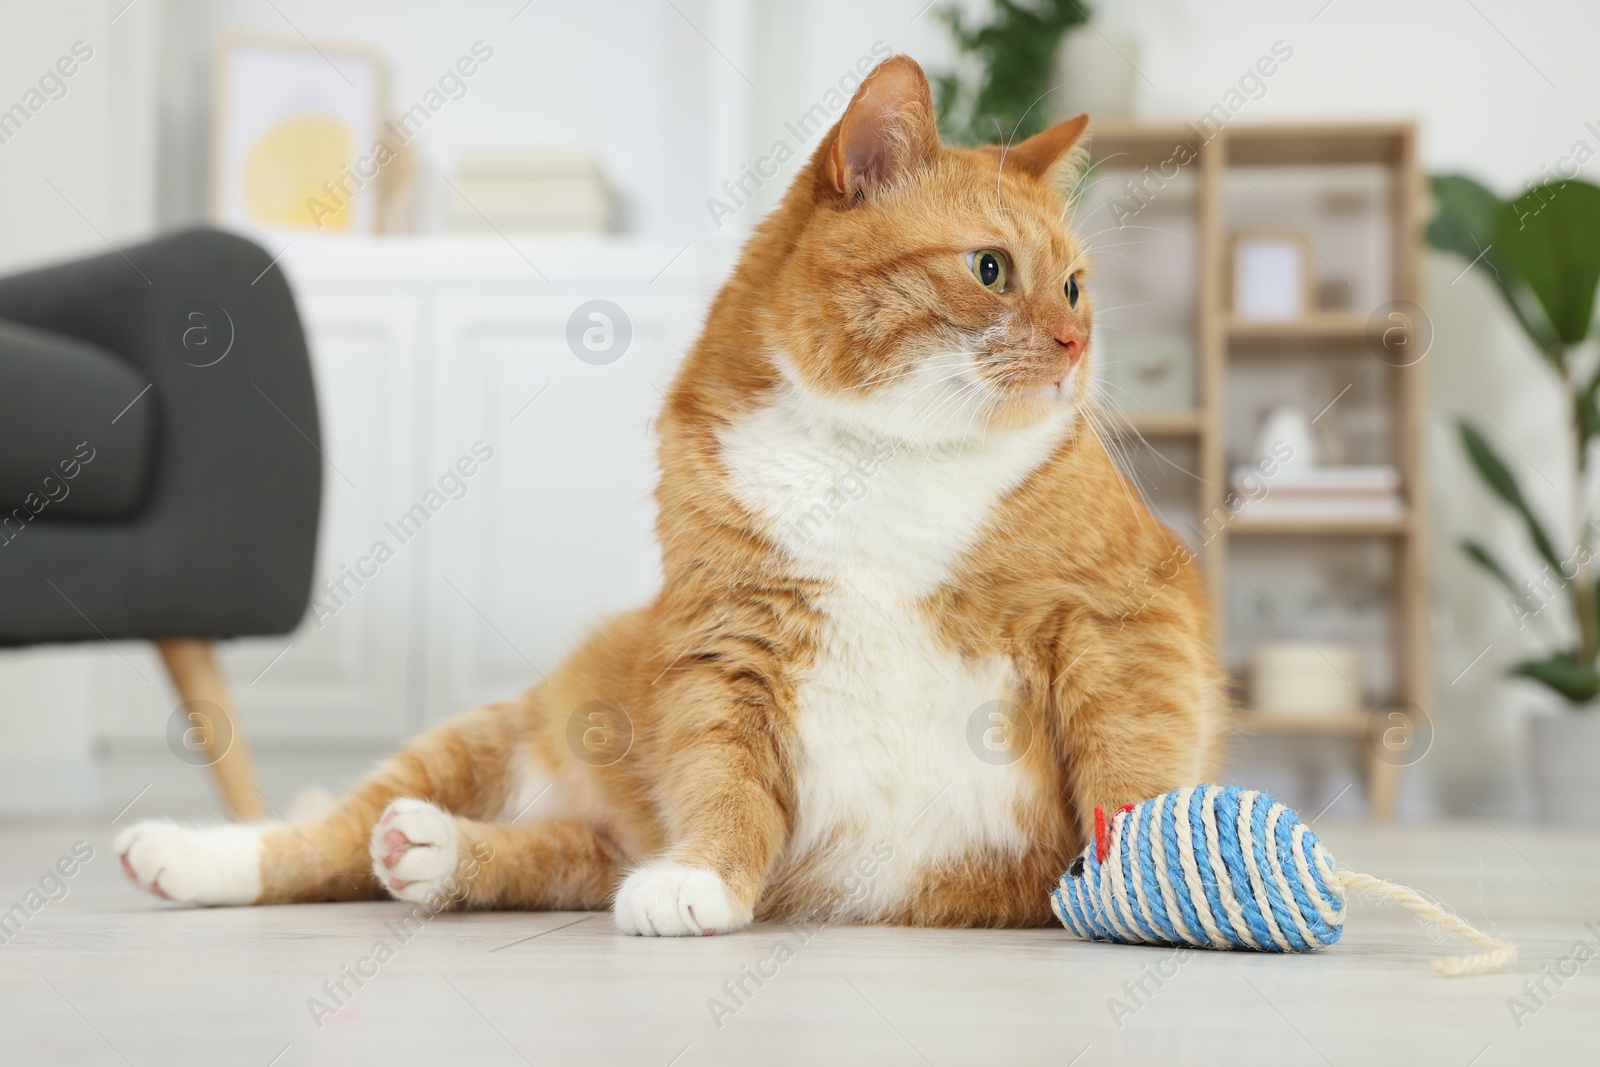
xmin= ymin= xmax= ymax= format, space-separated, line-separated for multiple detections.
xmin=0 ymin=817 xmax=1595 ymax=1065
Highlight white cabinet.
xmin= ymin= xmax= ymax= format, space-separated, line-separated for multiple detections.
xmin=420 ymin=291 xmax=707 ymax=722
xmin=225 ymin=291 xmax=425 ymax=739
xmin=101 ymin=237 xmax=721 ymax=746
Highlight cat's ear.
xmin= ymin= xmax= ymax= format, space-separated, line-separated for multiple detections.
xmin=1006 ymin=114 xmax=1091 ymax=185
xmin=828 ymin=55 xmax=940 ymax=202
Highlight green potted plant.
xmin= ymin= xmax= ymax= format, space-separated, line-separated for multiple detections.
xmin=930 ymin=0 xmax=1090 ymax=146
xmin=1429 ymin=173 xmax=1600 ymax=823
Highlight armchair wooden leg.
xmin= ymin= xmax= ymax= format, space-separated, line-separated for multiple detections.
xmin=155 ymin=638 xmax=265 ymax=821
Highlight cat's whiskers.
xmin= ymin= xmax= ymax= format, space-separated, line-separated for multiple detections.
xmin=875 ymin=361 xmax=982 ymax=417
xmin=860 ymin=347 xmax=1014 ymax=439
xmin=954 ymin=374 xmax=1006 ymax=462
xmin=827 ymin=362 xmax=985 ymax=449
xmin=1091 ymin=385 xmax=1206 ymax=486
xmin=993 ymin=116 xmax=1009 ymax=212
xmin=1077 ymin=222 xmax=1184 ymax=244
xmin=856 ymin=361 xmax=995 ymax=457
xmin=915 ymin=379 xmax=992 ymax=469
xmin=851 ymin=348 xmax=991 ymax=390
xmin=1069 ymin=151 xmax=1128 ymax=198
xmin=1061 ymin=155 xmax=1133 ymax=226
xmin=897 ymin=356 xmax=1016 ymax=454
xmin=1089 ymin=300 xmax=1159 ymax=318
xmin=1063 ymin=191 xmax=1114 ymax=229
xmin=1085 ymin=239 xmax=1172 ymax=252
xmin=1079 ymin=247 xmax=1139 ymax=270
xmin=904 ymin=376 xmax=987 ymax=451
xmin=864 ymin=351 xmax=985 ymax=390
xmin=1078 ymin=397 xmax=1151 ymax=535
xmin=995 ymin=82 xmax=1096 ymax=215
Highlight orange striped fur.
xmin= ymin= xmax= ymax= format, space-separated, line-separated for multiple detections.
xmin=116 ymin=56 xmax=1227 ymax=935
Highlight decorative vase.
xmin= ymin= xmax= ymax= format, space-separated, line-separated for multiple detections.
xmin=1529 ymin=712 xmax=1600 ymax=825
xmin=1254 ymin=403 xmax=1318 ymax=476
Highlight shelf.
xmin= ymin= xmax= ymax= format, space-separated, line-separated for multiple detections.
xmin=1226 ymin=312 xmax=1370 ymax=347
xmin=1236 ymin=711 xmax=1369 ymax=737
xmin=1089 ymin=122 xmax=1204 ymax=168
xmin=1111 ymin=410 xmax=1203 ymax=437
xmin=1089 ymin=121 xmax=1415 ymax=171
xmin=1223 ymin=123 xmax=1413 ymax=168
xmin=1229 ymin=513 xmax=1409 ymax=537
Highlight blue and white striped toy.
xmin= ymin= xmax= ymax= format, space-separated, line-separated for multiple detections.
xmin=1051 ymin=784 xmax=1515 ymax=977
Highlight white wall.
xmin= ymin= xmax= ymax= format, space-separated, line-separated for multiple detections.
xmin=153 ymin=0 xmax=744 ymax=240
xmin=0 ymin=0 xmax=161 ymax=810
xmin=1109 ymin=0 xmax=1595 ymax=188
xmin=0 ymin=1 xmax=158 ymax=272
xmin=3 ymin=0 xmax=1595 ymax=815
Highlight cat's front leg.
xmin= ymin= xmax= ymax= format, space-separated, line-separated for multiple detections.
xmin=612 ymin=664 xmax=793 ymax=936
xmin=1053 ymin=609 xmax=1227 ymax=842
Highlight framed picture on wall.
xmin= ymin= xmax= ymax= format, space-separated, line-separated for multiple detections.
xmin=1230 ymin=230 xmax=1313 ymax=321
xmin=211 ymin=35 xmax=386 ymax=235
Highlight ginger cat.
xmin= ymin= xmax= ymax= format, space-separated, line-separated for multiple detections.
xmin=117 ymin=56 xmax=1226 ymax=935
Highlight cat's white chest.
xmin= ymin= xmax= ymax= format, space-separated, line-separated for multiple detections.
xmin=784 ymin=583 xmax=1031 ymax=913
xmin=719 ymin=387 xmax=1067 ymax=913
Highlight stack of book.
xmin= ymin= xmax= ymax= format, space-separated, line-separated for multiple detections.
xmin=1232 ymin=463 xmax=1404 ymax=522
xmin=446 ymin=149 xmax=614 ymax=234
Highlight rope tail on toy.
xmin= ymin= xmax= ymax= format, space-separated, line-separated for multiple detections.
xmin=1050 ymin=784 xmax=1516 ymax=977
xmin=1331 ymin=869 xmax=1515 ymax=976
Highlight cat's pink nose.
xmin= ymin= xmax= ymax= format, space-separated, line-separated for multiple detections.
xmin=1055 ymin=323 xmax=1086 ymax=362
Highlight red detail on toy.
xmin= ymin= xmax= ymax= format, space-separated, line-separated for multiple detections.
xmin=1117 ymin=803 xmax=1135 ymax=816
xmin=1093 ymin=805 xmax=1109 ymax=864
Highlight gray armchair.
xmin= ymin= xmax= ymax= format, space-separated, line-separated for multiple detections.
xmin=0 ymin=228 xmax=322 ymax=818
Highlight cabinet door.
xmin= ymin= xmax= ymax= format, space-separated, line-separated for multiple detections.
xmin=226 ymin=292 xmax=427 ymax=741
xmin=420 ymin=289 xmax=710 ymax=721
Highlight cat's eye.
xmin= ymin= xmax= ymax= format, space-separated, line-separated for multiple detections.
xmin=967 ymin=249 xmax=1009 ymax=292
xmin=1066 ymin=274 xmax=1080 ymax=308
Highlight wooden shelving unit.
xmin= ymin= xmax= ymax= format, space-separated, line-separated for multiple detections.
xmin=1090 ymin=121 xmax=1428 ymax=818
xmin=1226 ymin=311 xmax=1369 ymax=343
xmin=1117 ymin=409 xmax=1205 ymax=437
xmin=1229 ymin=514 xmax=1411 ymax=537
xmin=1238 ymin=712 xmax=1370 ymax=738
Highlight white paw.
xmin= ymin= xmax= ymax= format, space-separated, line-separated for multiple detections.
xmin=114 ymin=821 xmax=263 ymax=905
xmin=370 ymin=798 xmax=464 ymax=905
xmin=612 ymin=861 xmax=750 ymax=937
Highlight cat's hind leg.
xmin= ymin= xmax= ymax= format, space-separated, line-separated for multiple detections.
xmin=117 ymin=697 xmax=545 ymax=906
xmin=370 ymin=802 xmax=621 ymax=910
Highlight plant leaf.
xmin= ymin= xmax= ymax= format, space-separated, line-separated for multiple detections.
xmin=932 ymin=0 xmax=1090 ymax=145
xmin=1511 ymin=653 xmax=1600 ymax=704
xmin=1593 ymin=573 xmax=1600 ymax=656
xmin=1579 ymin=378 xmax=1600 ymax=450
xmin=1457 ymin=419 xmax=1565 ymax=578
xmin=1427 ymin=174 xmax=1500 ymax=263
xmin=1495 ymin=179 xmax=1600 ymax=347
xmin=1459 ymin=538 xmax=1535 ymax=609
xmin=1427 ymin=174 xmax=1565 ymax=364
